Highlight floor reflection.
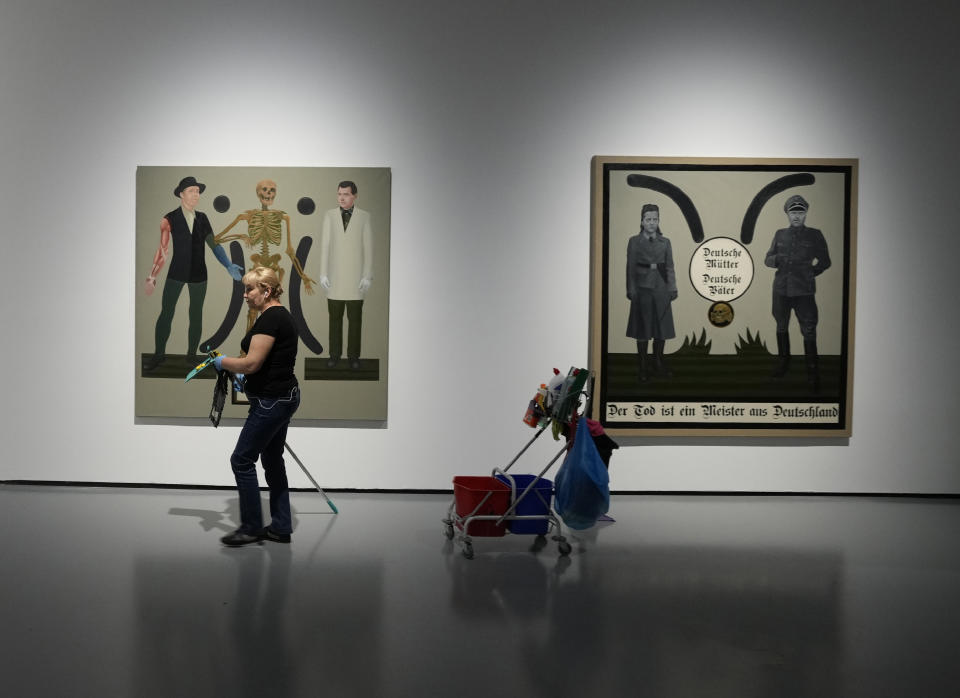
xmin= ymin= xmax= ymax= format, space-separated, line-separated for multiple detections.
xmin=132 ymin=503 xmax=380 ymax=697
xmin=441 ymin=540 xmax=842 ymax=697
xmin=1 ymin=488 xmax=959 ymax=697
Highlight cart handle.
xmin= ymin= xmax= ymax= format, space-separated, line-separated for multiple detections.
xmin=500 ymin=423 xmax=548 ymax=475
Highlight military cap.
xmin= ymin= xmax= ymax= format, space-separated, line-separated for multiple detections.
xmin=784 ymin=194 xmax=809 ymax=212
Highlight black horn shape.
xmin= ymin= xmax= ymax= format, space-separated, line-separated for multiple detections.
xmin=740 ymin=173 xmax=816 ymax=244
xmin=626 ymin=174 xmax=705 ymax=243
xmin=289 ymin=237 xmax=324 ymax=355
xmin=200 ymin=241 xmax=245 ymax=352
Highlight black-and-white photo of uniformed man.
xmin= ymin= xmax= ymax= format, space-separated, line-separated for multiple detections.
xmin=764 ymin=194 xmax=831 ymax=391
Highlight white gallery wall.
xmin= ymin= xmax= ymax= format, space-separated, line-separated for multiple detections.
xmin=1 ymin=0 xmax=957 ymax=492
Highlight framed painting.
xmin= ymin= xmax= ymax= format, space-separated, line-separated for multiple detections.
xmin=589 ymin=157 xmax=857 ymax=437
xmin=135 ymin=166 xmax=391 ymax=422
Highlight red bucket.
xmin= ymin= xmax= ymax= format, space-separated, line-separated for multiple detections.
xmin=453 ymin=476 xmax=511 ymax=537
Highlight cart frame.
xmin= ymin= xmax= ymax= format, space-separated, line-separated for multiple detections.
xmin=442 ymin=368 xmax=591 ymax=559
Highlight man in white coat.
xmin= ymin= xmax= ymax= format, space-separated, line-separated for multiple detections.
xmin=319 ymin=180 xmax=373 ymax=369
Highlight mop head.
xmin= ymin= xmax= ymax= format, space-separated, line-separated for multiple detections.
xmin=209 ymin=369 xmax=230 ymax=427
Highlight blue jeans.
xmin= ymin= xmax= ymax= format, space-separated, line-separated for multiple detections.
xmin=230 ymin=386 xmax=300 ymax=535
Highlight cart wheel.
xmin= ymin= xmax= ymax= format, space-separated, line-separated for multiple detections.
xmin=558 ymin=540 xmax=572 ymax=556
xmin=443 ymin=523 xmax=455 ymax=539
xmin=462 ymin=541 xmax=474 ymax=560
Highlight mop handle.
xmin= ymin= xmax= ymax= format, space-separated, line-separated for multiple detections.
xmin=284 ymin=442 xmax=339 ymax=514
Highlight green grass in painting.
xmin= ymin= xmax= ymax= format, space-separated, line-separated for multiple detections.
xmin=606 ymin=328 xmax=841 ymax=402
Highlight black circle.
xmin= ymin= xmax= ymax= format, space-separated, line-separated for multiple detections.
xmin=213 ymin=195 xmax=231 ymax=213
xmin=297 ymin=197 xmax=316 ymax=215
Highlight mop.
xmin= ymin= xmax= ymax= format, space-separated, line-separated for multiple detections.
xmin=186 ymin=352 xmax=339 ymax=514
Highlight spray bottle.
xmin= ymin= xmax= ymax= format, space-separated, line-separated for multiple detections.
xmin=546 ymin=368 xmax=564 ymax=410
xmin=535 ymin=383 xmax=548 ymax=410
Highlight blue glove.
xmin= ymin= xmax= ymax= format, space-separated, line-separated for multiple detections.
xmin=232 ymin=374 xmax=246 ymax=393
xmin=213 ymin=246 xmax=244 ymax=281
xmin=213 ymin=355 xmax=224 ymax=371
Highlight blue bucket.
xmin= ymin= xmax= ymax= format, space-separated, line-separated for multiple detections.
xmin=496 ymin=474 xmax=553 ymax=535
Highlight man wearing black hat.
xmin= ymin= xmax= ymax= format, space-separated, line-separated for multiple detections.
xmin=143 ymin=176 xmax=243 ymax=371
xmin=764 ymin=194 xmax=831 ymax=390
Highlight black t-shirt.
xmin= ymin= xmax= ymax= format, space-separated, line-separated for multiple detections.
xmin=240 ymin=306 xmax=298 ymax=397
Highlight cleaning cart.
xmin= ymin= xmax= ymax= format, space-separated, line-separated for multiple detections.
xmin=442 ymin=367 xmax=590 ymax=559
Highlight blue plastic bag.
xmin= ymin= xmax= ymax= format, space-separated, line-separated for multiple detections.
xmin=553 ymin=416 xmax=610 ymax=529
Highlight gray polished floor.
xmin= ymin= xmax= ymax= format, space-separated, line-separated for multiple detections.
xmin=2 ymin=486 xmax=959 ymax=697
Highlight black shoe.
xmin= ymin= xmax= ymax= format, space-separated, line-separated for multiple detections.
xmin=349 ymin=358 xmax=361 ymax=370
xmin=185 ymin=354 xmax=201 ymax=366
xmin=221 ymin=529 xmax=263 ymax=547
xmin=326 ymin=357 xmax=340 ymax=368
xmin=259 ymin=526 xmax=291 ymax=544
xmin=653 ymin=358 xmax=673 ymax=378
xmin=806 ymin=365 xmax=820 ymax=393
xmin=144 ymin=353 xmax=165 ymax=372
xmin=771 ymin=358 xmax=790 ymax=378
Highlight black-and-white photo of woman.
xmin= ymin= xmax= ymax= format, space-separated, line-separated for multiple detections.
xmin=626 ymin=204 xmax=677 ymax=382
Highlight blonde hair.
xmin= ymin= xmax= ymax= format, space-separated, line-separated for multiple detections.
xmin=242 ymin=266 xmax=283 ymax=300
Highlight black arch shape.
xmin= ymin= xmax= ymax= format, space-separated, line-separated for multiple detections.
xmin=740 ymin=173 xmax=816 ymax=244
xmin=626 ymin=174 xmax=705 ymax=243
xmin=200 ymin=241 xmax=245 ymax=352
xmin=289 ymin=237 xmax=324 ymax=355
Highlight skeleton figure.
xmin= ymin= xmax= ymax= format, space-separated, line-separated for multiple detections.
xmin=215 ymin=179 xmax=315 ymax=331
